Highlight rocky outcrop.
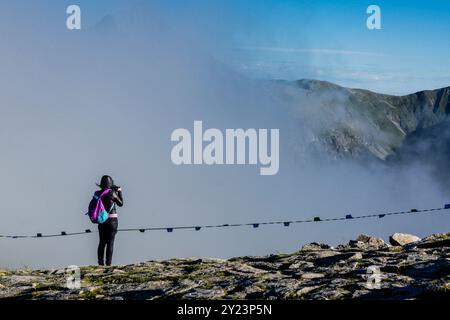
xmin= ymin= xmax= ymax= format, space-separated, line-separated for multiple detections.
xmin=349 ymin=234 xmax=388 ymax=250
xmin=389 ymin=233 xmax=421 ymax=246
xmin=0 ymin=233 xmax=448 ymax=300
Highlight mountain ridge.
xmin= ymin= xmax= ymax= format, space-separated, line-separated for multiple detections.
xmin=295 ymin=78 xmax=450 ymax=97
xmin=274 ymin=79 xmax=450 ymax=161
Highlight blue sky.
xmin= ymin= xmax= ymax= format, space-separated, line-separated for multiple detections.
xmin=25 ymin=0 xmax=450 ymax=94
xmin=216 ymin=0 xmax=450 ymax=94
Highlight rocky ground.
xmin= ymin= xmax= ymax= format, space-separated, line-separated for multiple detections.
xmin=0 ymin=233 xmax=448 ymax=300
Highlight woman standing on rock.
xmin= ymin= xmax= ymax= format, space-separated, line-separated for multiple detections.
xmin=95 ymin=175 xmax=124 ymax=266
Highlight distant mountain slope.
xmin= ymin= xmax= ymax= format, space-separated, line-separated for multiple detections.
xmin=386 ymin=118 xmax=450 ymax=188
xmin=274 ymin=79 xmax=450 ymax=160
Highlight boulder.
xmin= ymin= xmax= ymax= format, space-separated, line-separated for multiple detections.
xmin=348 ymin=234 xmax=387 ymax=249
xmin=300 ymin=243 xmax=331 ymax=251
xmin=389 ymin=233 xmax=421 ymax=246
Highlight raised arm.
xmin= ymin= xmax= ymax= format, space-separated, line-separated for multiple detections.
xmin=113 ymin=189 xmax=124 ymax=207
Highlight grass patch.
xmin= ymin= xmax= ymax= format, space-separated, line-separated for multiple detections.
xmin=79 ymin=287 xmax=105 ymax=300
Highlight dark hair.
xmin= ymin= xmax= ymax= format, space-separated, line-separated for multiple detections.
xmin=97 ymin=175 xmax=114 ymax=190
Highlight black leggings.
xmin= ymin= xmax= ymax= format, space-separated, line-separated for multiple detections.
xmin=98 ymin=218 xmax=118 ymax=266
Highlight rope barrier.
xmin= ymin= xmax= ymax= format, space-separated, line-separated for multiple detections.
xmin=0 ymin=205 xmax=449 ymax=239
